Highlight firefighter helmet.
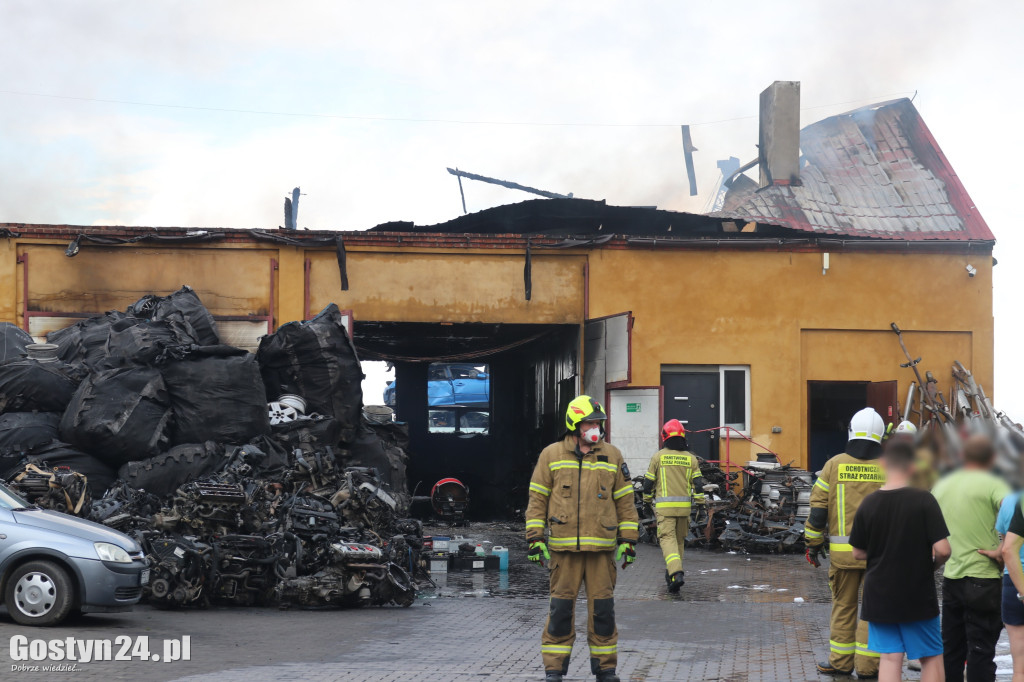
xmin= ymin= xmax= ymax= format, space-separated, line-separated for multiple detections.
xmin=661 ymin=419 xmax=686 ymax=441
xmin=895 ymin=420 xmax=918 ymax=436
xmin=848 ymin=408 xmax=886 ymax=444
xmin=565 ymin=395 xmax=607 ymax=432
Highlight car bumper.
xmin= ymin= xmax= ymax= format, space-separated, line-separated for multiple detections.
xmin=70 ymin=557 xmax=147 ymax=612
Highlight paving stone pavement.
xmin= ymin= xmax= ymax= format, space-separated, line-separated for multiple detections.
xmin=0 ymin=537 xmax=949 ymax=681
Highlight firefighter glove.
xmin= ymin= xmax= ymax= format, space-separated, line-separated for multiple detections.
xmin=528 ymin=541 xmax=550 ymax=567
xmin=616 ymin=541 xmax=636 ymax=568
xmin=805 ymin=545 xmax=823 ymax=568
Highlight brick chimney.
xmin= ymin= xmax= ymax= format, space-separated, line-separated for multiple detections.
xmin=758 ymin=81 xmax=801 ymax=188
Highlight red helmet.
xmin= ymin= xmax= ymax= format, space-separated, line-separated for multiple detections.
xmin=662 ymin=419 xmax=686 ymax=441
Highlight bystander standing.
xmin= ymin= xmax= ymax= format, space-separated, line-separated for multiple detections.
xmin=850 ymin=440 xmax=951 ymax=682
xmin=933 ymin=435 xmax=1009 ymax=682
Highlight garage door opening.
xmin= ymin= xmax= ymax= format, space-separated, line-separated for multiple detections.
xmin=807 ymin=380 xmax=897 ymax=473
xmin=355 ymin=321 xmax=579 ymax=519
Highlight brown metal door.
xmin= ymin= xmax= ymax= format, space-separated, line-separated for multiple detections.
xmin=866 ymin=380 xmax=898 ymax=431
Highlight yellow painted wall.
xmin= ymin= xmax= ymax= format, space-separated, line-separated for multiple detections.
xmin=587 ymin=248 xmax=994 ymax=468
xmin=306 ymin=250 xmax=585 ymax=324
xmin=17 ymin=244 xmax=278 ymax=317
xmin=0 ymin=236 xmax=993 ymax=471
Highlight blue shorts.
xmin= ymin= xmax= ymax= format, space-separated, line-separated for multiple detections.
xmin=1003 ymin=574 xmax=1024 ymax=626
xmin=867 ymin=616 xmax=942 ymax=660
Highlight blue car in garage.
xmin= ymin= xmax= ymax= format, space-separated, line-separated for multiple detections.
xmin=0 ymin=482 xmax=148 ymax=626
xmin=383 ymin=363 xmax=490 ymax=409
xmin=384 ymin=363 xmax=491 ymax=435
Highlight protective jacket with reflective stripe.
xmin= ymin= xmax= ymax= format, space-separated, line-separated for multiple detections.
xmin=644 ymin=448 xmax=704 ymax=517
xmin=525 ymin=435 xmax=639 ymax=551
xmin=805 ymin=452 xmax=885 ymax=570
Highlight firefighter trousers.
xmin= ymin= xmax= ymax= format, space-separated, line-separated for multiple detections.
xmin=828 ymin=565 xmax=879 ymax=676
xmin=655 ymin=512 xmax=689 ymax=575
xmin=541 ymin=551 xmax=618 ymax=675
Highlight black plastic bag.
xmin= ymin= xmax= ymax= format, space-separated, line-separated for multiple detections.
xmin=0 ymin=358 xmax=86 ymax=414
xmin=256 ymin=304 xmax=362 ymax=441
xmin=118 ymin=442 xmax=226 ymax=498
xmin=127 ymin=286 xmax=220 ymax=346
xmin=344 ymin=420 xmax=409 ymax=494
xmin=26 ymin=442 xmax=117 ymax=497
xmin=0 ymin=412 xmax=60 ymax=455
xmin=245 ymin=435 xmax=291 ymax=478
xmin=0 ymin=323 xmax=33 ymax=365
xmin=60 ymin=367 xmax=173 ymax=466
xmin=162 ymin=346 xmax=270 ymax=445
xmin=105 ymin=312 xmax=199 ymax=366
xmin=47 ymin=311 xmax=129 ymax=368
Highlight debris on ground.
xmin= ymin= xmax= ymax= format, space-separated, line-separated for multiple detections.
xmin=634 ymin=457 xmax=812 ymax=554
xmin=0 ymin=287 xmax=423 ymax=610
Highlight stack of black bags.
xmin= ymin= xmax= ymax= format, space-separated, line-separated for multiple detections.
xmin=0 ymin=286 xmax=408 ymax=508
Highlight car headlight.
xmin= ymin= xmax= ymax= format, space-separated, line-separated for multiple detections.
xmin=94 ymin=542 xmax=132 ymax=563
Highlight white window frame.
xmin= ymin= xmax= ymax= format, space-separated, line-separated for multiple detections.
xmin=719 ymin=365 xmax=751 ymax=438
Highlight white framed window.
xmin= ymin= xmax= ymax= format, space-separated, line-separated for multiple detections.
xmin=720 ymin=365 xmax=751 ymax=437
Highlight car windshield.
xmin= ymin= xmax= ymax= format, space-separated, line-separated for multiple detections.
xmin=0 ymin=482 xmax=31 ymax=510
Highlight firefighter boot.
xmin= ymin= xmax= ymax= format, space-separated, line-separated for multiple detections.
xmin=668 ymin=571 xmax=685 ymax=593
xmin=595 ymin=670 xmax=620 ymax=682
xmin=544 ymin=672 xmax=563 ymax=682
xmin=816 ymin=661 xmax=854 ymax=676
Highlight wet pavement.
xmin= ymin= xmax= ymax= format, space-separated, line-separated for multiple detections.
xmin=0 ymin=523 xmax=1002 ymax=681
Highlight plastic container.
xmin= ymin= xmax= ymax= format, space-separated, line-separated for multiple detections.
xmin=429 ymin=555 xmax=449 ymax=573
xmin=492 ymin=546 xmax=509 ymax=571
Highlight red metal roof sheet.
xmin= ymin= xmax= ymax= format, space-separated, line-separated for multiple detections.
xmin=715 ymin=99 xmax=994 ymax=242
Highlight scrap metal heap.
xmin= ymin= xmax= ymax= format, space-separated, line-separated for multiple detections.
xmin=86 ymin=444 xmax=421 ymax=610
xmin=891 ymin=323 xmax=1023 ymax=480
xmin=634 ymin=458 xmax=813 ymax=553
xmin=0 ymin=290 xmax=423 ymax=610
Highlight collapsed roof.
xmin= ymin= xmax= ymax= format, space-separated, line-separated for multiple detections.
xmin=368 ymin=197 xmax=790 ymax=239
xmin=714 ymin=98 xmax=993 ymax=242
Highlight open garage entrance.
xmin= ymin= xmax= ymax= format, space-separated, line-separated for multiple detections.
xmin=354 ymin=321 xmax=580 ymax=519
xmin=807 ymin=380 xmax=898 ymax=473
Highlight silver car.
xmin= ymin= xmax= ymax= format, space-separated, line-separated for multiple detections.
xmin=0 ymin=482 xmax=148 ymax=626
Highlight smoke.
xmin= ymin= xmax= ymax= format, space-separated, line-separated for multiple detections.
xmin=1 ymin=1 xmax=1023 ymax=412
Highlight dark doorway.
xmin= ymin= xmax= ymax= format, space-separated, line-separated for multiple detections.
xmin=661 ymin=372 xmax=720 ymax=461
xmin=808 ymin=382 xmax=866 ymax=474
xmin=807 ymin=380 xmax=899 ymax=474
xmin=355 ymin=321 xmax=579 ymax=519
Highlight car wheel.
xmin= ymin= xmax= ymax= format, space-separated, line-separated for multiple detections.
xmin=5 ymin=560 xmax=75 ymax=626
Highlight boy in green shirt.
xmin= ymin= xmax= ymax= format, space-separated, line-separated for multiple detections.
xmin=932 ymin=435 xmax=1009 ymax=681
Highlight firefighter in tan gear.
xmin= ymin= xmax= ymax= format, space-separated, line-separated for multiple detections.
xmin=805 ymin=407 xmax=887 ymax=678
xmin=525 ymin=395 xmax=639 ymax=682
xmin=642 ymin=419 xmax=706 ymax=593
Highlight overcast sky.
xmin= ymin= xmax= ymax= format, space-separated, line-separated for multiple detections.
xmin=1 ymin=1 xmax=1020 ymax=415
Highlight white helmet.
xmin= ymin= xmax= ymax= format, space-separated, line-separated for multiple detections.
xmin=848 ymin=408 xmax=885 ymax=444
xmin=894 ymin=420 xmax=918 ymax=436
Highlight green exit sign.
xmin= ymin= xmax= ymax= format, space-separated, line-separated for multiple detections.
xmin=626 ymin=402 xmax=642 ymax=413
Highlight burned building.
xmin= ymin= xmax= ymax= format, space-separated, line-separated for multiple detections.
xmin=0 ymin=89 xmax=994 ymax=517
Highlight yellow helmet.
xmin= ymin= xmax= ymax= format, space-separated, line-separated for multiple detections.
xmin=565 ymin=395 xmax=607 ymax=432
